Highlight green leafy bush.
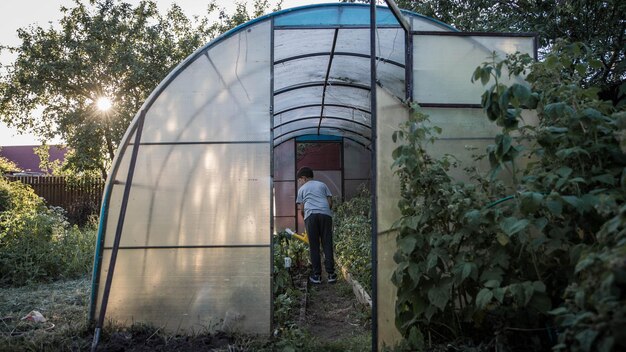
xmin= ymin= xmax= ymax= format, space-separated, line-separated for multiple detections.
xmin=273 ymin=231 xmax=308 ymax=329
xmin=391 ymin=42 xmax=626 ymax=351
xmin=334 ymin=187 xmax=372 ymax=295
xmin=0 ymin=177 xmax=96 ymax=286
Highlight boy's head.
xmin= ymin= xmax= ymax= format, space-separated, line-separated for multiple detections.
xmin=296 ymin=167 xmax=314 ymax=180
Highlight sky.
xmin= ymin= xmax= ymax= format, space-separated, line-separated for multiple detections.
xmin=0 ymin=0 xmax=338 ymax=146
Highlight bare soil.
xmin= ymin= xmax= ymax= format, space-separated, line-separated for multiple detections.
xmin=304 ymin=274 xmax=371 ymax=343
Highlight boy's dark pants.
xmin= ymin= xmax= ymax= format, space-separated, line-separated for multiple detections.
xmin=305 ymin=213 xmax=334 ymax=276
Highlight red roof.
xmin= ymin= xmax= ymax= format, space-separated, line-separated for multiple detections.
xmin=0 ymin=145 xmax=67 ymax=173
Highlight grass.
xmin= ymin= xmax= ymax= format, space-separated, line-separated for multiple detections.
xmin=0 ymin=277 xmax=91 ymax=351
xmin=0 ymin=275 xmax=372 ymax=352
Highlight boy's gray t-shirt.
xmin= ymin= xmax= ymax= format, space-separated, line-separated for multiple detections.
xmin=296 ymin=180 xmax=332 ymax=220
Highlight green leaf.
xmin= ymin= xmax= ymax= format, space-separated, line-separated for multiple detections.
xmin=493 ymin=287 xmax=505 ymax=303
xmin=562 ymin=195 xmax=584 ymax=212
xmin=500 ymin=217 xmax=530 ymax=236
xmin=575 ymin=329 xmax=599 ymax=352
xmin=548 ymin=307 xmax=568 ymax=315
xmin=407 ymin=326 xmax=425 ymax=349
xmin=555 ymin=166 xmax=573 ymax=178
xmin=496 ymin=233 xmax=510 ymax=246
xmin=484 ymin=279 xmax=500 ymax=288
xmin=546 ymin=199 xmax=563 ymax=216
xmin=428 ymin=284 xmax=450 ymax=311
xmin=398 ymin=236 xmax=417 ymax=254
xmin=426 ymin=252 xmax=439 ymax=270
xmin=520 ymin=192 xmax=543 ymax=213
xmin=532 ymin=281 xmax=546 ymax=293
xmin=461 ymin=262 xmax=473 ymax=281
xmin=408 ymin=262 xmax=421 ymax=284
xmin=476 ymin=288 xmax=493 ymax=309
xmin=591 ymin=174 xmax=616 ymax=186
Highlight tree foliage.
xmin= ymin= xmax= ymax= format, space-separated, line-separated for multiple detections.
xmin=0 ymin=0 xmax=276 ymax=178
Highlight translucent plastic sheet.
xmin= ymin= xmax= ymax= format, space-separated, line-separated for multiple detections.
xmin=376 ymin=87 xmax=408 ymax=347
xmin=140 ymin=21 xmax=271 ymax=143
xmin=95 ymin=247 xmax=270 ymax=334
xmin=344 ymin=138 xmax=371 ymax=180
xmin=274 ymin=5 xmax=400 ymax=27
xmin=413 ymin=34 xmax=535 ymax=104
xmin=104 ymin=143 xmax=270 ymax=247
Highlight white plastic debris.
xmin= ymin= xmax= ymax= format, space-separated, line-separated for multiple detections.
xmin=21 ymin=310 xmax=47 ymax=323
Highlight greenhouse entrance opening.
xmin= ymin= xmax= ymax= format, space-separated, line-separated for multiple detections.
xmin=90 ymin=2 xmax=537 ymax=350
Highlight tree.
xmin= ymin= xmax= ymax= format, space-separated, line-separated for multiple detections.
xmin=343 ymin=0 xmax=625 ymax=104
xmin=0 ymin=0 xmax=276 ymax=179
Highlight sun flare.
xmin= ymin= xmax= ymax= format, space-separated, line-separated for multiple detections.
xmin=96 ymin=97 xmax=113 ymax=111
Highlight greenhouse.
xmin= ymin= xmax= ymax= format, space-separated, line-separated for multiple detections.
xmin=90 ymin=2 xmax=536 ymax=348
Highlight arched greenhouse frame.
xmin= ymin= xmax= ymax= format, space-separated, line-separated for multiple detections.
xmin=90 ymin=2 xmax=536 ymax=349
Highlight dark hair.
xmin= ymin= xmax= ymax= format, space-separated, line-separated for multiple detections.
xmin=297 ymin=167 xmax=314 ymax=179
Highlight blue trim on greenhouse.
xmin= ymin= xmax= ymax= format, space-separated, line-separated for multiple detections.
xmin=207 ymin=4 xmax=456 ymax=51
xmin=296 ymin=134 xmax=343 ymax=142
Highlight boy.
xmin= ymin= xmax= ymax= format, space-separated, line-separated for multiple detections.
xmin=296 ymin=166 xmax=337 ymax=284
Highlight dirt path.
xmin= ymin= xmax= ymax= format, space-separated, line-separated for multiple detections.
xmin=303 ymin=274 xmax=371 ymax=343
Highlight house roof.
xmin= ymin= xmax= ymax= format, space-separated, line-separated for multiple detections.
xmin=0 ymin=145 xmax=66 ymax=173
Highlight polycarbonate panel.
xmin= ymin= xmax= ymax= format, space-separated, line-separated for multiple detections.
xmin=335 ymin=28 xmax=405 ymax=62
xmin=140 ymin=21 xmax=271 ymax=143
xmin=314 ymin=170 xmax=342 ymax=198
xmin=411 ymin=15 xmax=455 ymax=31
xmin=274 ymin=107 xmax=371 ymax=131
xmin=274 ymin=118 xmax=370 ymax=140
xmin=328 ymin=55 xmax=376 ymax=88
xmin=324 ymin=85 xmax=371 ymax=109
xmin=274 ymin=57 xmax=329 ymax=91
xmin=104 ymin=143 xmax=270 ymax=247
xmin=376 ymin=86 xmax=408 ymax=348
xmin=275 ymin=216 xmax=296 ymax=233
xmin=413 ymin=34 xmax=535 ymax=104
xmin=274 ymin=29 xmax=335 ymax=62
xmin=424 ymin=138 xmax=492 ymax=182
xmin=275 ymin=128 xmax=370 ymax=148
xmin=344 ymin=138 xmax=371 ymax=179
xmin=95 ymin=247 xmax=270 ymax=334
xmin=274 ymin=139 xmax=295 ymax=181
xmin=274 ymin=85 xmax=371 ymax=116
xmin=274 ymin=181 xmax=296 ymax=217
xmin=274 ymin=5 xmax=400 ymax=27
xmin=345 ymin=179 xmax=370 ymax=199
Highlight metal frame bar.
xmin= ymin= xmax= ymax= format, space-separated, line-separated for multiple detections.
xmin=274 ymin=115 xmax=371 ymax=131
xmin=274 ymin=51 xmax=405 ymax=68
xmin=369 ymin=1 xmax=378 ymax=351
xmin=130 ymin=141 xmax=269 ymax=146
xmin=103 ymin=244 xmax=271 ymax=250
xmin=91 ymin=110 xmax=146 ymax=352
xmin=274 ymin=81 xmax=370 ymax=95
xmin=274 ymin=103 xmax=370 ymax=116
xmin=412 ymin=30 xmax=537 ymax=37
xmin=274 ymin=126 xmax=370 ymax=143
xmin=318 ymin=29 xmax=340 ymax=135
xmin=269 ymin=16 xmax=276 ymax=334
xmin=274 ymin=25 xmax=401 ymax=30
xmin=88 ymin=122 xmax=138 ymax=321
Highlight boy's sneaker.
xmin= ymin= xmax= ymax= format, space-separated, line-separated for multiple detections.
xmin=309 ymin=275 xmax=321 ymax=284
xmin=327 ymin=273 xmax=338 ymax=284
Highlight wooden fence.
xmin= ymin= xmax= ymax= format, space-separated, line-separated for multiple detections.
xmin=7 ymin=175 xmax=105 ymax=225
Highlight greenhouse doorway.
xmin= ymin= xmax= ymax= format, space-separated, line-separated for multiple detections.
xmin=273 ymin=135 xmax=371 ymax=233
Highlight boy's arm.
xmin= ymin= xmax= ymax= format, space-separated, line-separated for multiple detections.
xmin=297 ymin=203 xmax=304 ymax=218
xmin=327 ymin=196 xmax=333 ymax=210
